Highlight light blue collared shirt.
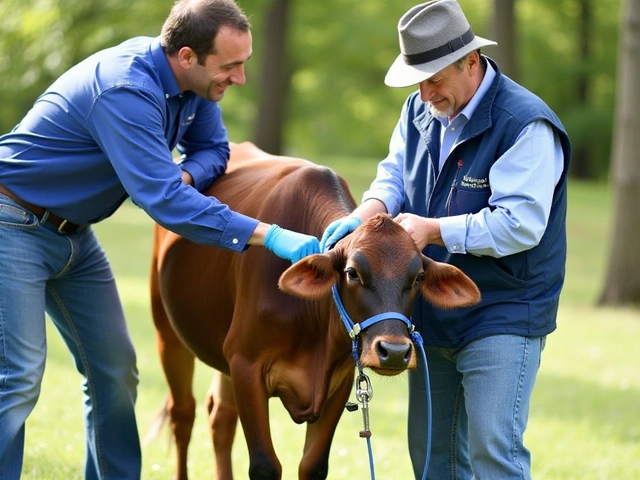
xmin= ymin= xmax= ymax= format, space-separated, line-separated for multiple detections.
xmin=363 ymin=61 xmax=565 ymax=258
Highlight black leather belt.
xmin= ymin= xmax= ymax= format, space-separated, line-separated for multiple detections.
xmin=0 ymin=183 xmax=86 ymax=234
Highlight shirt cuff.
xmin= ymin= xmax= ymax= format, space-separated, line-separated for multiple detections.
xmin=179 ymin=159 xmax=208 ymax=191
xmin=439 ymin=214 xmax=468 ymax=254
xmin=220 ymin=212 xmax=260 ymax=252
xmin=362 ymin=189 xmax=401 ymax=216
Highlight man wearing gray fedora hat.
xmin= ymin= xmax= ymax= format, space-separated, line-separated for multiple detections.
xmin=321 ymin=0 xmax=571 ymax=478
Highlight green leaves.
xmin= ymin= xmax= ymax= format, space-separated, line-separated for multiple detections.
xmin=0 ymin=0 xmax=622 ymax=178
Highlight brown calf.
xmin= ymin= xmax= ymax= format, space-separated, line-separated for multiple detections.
xmin=149 ymin=142 xmax=480 ymax=479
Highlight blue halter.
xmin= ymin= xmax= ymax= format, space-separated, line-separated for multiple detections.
xmin=331 ymin=284 xmax=413 ymax=353
xmin=331 ymin=283 xmax=432 ymax=480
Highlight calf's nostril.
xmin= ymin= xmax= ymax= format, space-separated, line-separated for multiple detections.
xmin=377 ymin=341 xmax=411 ymax=367
xmin=376 ymin=342 xmax=390 ymax=361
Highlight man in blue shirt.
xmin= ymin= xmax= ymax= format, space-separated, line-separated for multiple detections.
xmin=0 ymin=0 xmax=318 ymax=478
xmin=321 ymin=1 xmax=571 ymax=478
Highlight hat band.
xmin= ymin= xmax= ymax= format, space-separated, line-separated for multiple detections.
xmin=403 ymin=28 xmax=475 ymax=66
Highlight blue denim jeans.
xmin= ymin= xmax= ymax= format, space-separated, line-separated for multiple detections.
xmin=408 ymin=334 xmax=545 ymax=480
xmin=0 ymin=194 xmax=141 ymax=479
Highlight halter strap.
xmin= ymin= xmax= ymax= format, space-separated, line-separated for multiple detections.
xmin=331 ymin=284 xmax=413 ymax=340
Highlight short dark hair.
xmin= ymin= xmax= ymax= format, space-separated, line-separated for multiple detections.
xmin=160 ymin=0 xmax=250 ymax=64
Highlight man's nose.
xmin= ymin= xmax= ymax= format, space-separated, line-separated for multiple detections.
xmin=230 ymin=65 xmax=246 ymax=86
xmin=419 ymin=82 xmax=434 ymax=102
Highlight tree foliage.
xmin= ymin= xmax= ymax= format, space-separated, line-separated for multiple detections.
xmin=0 ymin=0 xmax=622 ymax=177
xmin=0 ymin=0 xmax=166 ymax=134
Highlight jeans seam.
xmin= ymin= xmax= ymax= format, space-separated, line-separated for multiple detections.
xmin=46 ymin=283 xmax=107 ymax=479
xmin=450 ymin=383 xmax=464 ymax=479
xmin=0 ymin=276 xmax=6 ymax=400
xmin=512 ymin=337 xmax=530 ymax=479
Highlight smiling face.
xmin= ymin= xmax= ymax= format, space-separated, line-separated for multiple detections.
xmin=177 ymin=26 xmax=252 ymax=102
xmin=418 ymin=51 xmax=483 ymax=119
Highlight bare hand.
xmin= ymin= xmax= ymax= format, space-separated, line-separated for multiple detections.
xmin=394 ymin=213 xmax=443 ymax=249
xmin=181 ymin=170 xmax=194 ymax=186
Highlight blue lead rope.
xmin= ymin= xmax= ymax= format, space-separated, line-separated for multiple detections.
xmin=331 ymin=284 xmax=431 ymax=480
xmin=411 ymin=331 xmax=432 ymax=480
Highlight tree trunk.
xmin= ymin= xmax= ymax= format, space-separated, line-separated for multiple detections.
xmin=252 ymin=0 xmax=290 ymax=155
xmin=569 ymin=0 xmax=595 ymax=179
xmin=598 ymin=0 xmax=640 ymax=306
xmin=490 ymin=0 xmax=518 ymax=81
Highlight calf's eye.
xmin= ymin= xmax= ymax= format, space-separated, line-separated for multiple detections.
xmin=415 ymin=272 xmax=425 ymax=286
xmin=346 ymin=267 xmax=359 ymax=281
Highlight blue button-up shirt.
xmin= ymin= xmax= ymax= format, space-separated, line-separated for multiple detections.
xmin=364 ymin=61 xmax=565 ymax=257
xmin=0 ymin=36 xmax=257 ymax=251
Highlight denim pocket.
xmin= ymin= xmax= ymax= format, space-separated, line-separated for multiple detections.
xmin=0 ymin=201 xmax=39 ymax=229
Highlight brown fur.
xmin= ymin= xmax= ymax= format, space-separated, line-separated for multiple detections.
xmin=149 ymin=142 xmax=480 ymax=480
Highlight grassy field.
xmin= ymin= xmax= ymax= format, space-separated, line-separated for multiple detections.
xmin=20 ymin=156 xmax=640 ymax=479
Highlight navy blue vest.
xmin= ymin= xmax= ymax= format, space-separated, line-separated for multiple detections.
xmin=404 ymin=59 xmax=571 ymax=348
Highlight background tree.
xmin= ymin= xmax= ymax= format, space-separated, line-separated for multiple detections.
xmin=598 ymin=0 xmax=640 ymax=306
xmin=570 ymin=0 xmax=596 ymax=178
xmin=0 ymin=0 xmax=165 ymax=134
xmin=490 ymin=0 xmax=519 ymax=81
xmin=252 ymin=0 xmax=291 ymax=154
xmin=0 ymin=0 xmax=622 ymax=180
xmin=519 ymin=0 xmax=618 ymax=180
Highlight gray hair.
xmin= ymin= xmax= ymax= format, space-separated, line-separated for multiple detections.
xmin=453 ymin=49 xmax=483 ymax=71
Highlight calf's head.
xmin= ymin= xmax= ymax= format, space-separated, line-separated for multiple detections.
xmin=279 ymin=214 xmax=480 ymax=376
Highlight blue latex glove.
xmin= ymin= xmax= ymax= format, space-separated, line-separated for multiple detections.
xmin=319 ymin=215 xmax=362 ymax=252
xmin=264 ymin=225 xmax=320 ymax=263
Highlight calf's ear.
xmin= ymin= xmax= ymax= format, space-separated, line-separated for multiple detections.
xmin=278 ymin=252 xmax=340 ymax=299
xmin=420 ymin=255 xmax=481 ymax=309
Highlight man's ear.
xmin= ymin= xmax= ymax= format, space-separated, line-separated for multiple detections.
xmin=466 ymin=50 xmax=481 ymax=76
xmin=177 ymin=46 xmax=196 ymax=68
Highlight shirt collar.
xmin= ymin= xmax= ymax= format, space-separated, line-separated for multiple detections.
xmin=150 ymin=37 xmax=182 ymax=99
xmin=435 ymin=58 xmax=497 ymax=128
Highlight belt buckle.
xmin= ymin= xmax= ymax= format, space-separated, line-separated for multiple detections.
xmin=57 ymin=219 xmax=72 ymax=234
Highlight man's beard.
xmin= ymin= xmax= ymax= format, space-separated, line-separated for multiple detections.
xmin=428 ymin=102 xmax=455 ymax=119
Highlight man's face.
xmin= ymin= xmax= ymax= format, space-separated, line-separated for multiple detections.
xmin=418 ymin=54 xmax=477 ymax=119
xmin=187 ymin=26 xmax=252 ymax=102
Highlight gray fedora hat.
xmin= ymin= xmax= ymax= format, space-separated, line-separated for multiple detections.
xmin=385 ymin=0 xmax=497 ymax=88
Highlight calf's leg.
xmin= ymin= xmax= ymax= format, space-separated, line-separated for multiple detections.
xmin=229 ymin=355 xmax=282 ymax=480
xmin=205 ymin=370 xmax=238 ymax=480
xmin=299 ymin=376 xmax=353 ymax=480
xmin=150 ymin=267 xmax=197 ymax=480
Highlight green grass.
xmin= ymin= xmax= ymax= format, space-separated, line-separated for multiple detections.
xmin=21 ymin=161 xmax=640 ymax=479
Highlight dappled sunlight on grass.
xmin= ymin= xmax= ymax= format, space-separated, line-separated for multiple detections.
xmin=544 ymin=305 xmax=640 ymax=387
xmin=528 ymin=416 xmax=640 ymax=479
xmin=528 ymin=302 xmax=640 ymax=479
xmin=563 ymin=180 xmax=611 ymax=305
